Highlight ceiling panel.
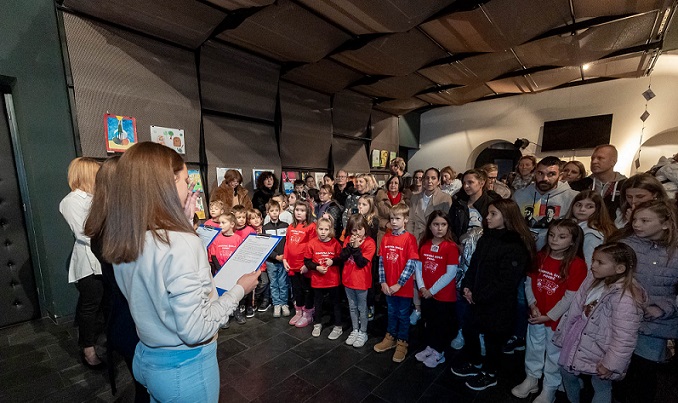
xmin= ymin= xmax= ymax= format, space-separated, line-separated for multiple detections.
xmin=352 ymin=74 xmax=436 ymax=99
xmin=419 ymin=50 xmax=524 ymax=85
xmin=485 ymin=66 xmax=581 ymax=94
xmin=417 ymin=85 xmax=494 ymax=105
xmin=297 ymin=0 xmax=454 ymax=34
xmin=218 ymin=0 xmax=351 ymax=62
xmin=514 ymin=12 xmax=658 ymax=67
xmin=572 ymin=0 xmax=670 ymax=19
xmin=584 ymin=52 xmax=653 ymax=79
xmin=332 ymin=29 xmax=449 ymax=76
xmin=374 ymin=98 xmax=429 ymax=115
xmin=62 ymin=0 xmax=225 ymax=48
xmin=482 ymin=0 xmax=572 ymax=46
xmin=282 ymin=59 xmax=364 ymax=94
xmin=420 ymin=8 xmax=506 ymax=53
xmin=206 ymin=0 xmax=275 ymax=11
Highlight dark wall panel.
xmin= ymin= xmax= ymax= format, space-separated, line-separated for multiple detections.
xmin=63 ymin=13 xmax=201 ymax=162
xmin=332 ymin=137 xmax=369 ymax=173
xmin=332 ymin=90 xmax=371 ymax=137
xmin=203 ymin=115 xmax=280 ymax=191
xmin=200 ymin=42 xmax=279 ymax=121
xmin=279 ymin=82 xmax=332 ymax=168
xmin=371 ymin=110 xmax=399 ymax=152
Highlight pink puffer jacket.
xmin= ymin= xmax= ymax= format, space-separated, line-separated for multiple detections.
xmin=553 ymin=275 xmax=647 ymax=380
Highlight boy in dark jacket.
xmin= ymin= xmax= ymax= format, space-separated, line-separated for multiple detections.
xmin=262 ymin=200 xmax=290 ymax=317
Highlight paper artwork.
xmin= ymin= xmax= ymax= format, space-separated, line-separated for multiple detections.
xmin=151 ymin=125 xmax=185 ymax=154
xmin=216 ymin=167 xmax=242 ymax=186
xmin=105 ymin=113 xmax=137 ymax=153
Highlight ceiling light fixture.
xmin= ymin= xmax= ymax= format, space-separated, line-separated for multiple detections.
xmin=582 ymin=63 xmax=591 ymax=71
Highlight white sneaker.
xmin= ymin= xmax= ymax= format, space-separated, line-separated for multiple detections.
xmin=451 ymin=329 xmax=465 ymax=350
xmin=312 ymin=324 xmax=322 ymax=337
xmin=423 ymin=349 xmax=445 ymax=368
xmin=345 ymin=329 xmax=359 ymax=345
xmin=415 ymin=346 xmax=434 ymax=362
xmin=352 ymin=331 xmax=368 ymax=348
xmin=273 ymin=305 xmax=281 ymax=318
xmin=328 ymin=326 xmax=343 ymax=340
xmin=281 ymin=304 xmax=291 ymax=317
xmin=409 ymin=310 xmax=421 ymax=325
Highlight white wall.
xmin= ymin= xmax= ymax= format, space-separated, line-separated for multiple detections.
xmin=411 ymin=53 xmax=678 ymax=176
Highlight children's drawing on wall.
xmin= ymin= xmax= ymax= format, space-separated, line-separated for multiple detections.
xmin=371 ymin=149 xmax=381 ymax=168
xmin=188 ymin=168 xmax=206 ymax=219
xmin=105 ymin=113 xmax=137 ymax=153
xmin=216 ymin=167 xmax=242 ymax=186
xmin=282 ymin=171 xmax=300 ymax=194
xmin=380 ymin=150 xmax=389 ymax=168
xmin=152 ymin=125 xmax=185 ymax=154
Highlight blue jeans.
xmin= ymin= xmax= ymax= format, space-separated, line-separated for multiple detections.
xmin=515 ymin=276 xmax=528 ymax=339
xmin=267 ymin=262 xmax=289 ymax=306
xmin=386 ymin=295 xmax=412 ymax=341
xmin=345 ymin=287 xmax=368 ymax=332
xmin=133 ymin=342 xmax=219 ymax=403
xmin=560 ymin=368 xmax=612 ymax=403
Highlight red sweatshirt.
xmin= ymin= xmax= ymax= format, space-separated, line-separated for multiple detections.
xmin=342 ymin=237 xmax=376 ymax=290
xmin=305 ymin=238 xmax=342 ymax=288
xmin=283 ymin=222 xmax=317 ymax=274
xmin=531 ymin=252 xmax=587 ymax=330
xmin=419 ymin=239 xmax=459 ymax=302
xmin=379 ymin=231 xmax=419 ymax=298
xmin=208 ymin=232 xmax=243 ymax=267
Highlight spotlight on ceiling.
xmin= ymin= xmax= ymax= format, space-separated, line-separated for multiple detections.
xmin=582 ymin=63 xmax=591 ymax=71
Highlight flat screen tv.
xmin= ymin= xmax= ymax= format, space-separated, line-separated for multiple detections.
xmin=541 ymin=114 xmax=613 ymax=152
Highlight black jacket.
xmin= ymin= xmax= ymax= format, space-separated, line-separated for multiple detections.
xmin=262 ymin=220 xmax=288 ymax=263
xmin=448 ymin=191 xmax=498 ymax=240
xmin=252 ymin=187 xmax=275 ymax=216
xmin=570 ymin=177 xmax=626 ymax=222
xmin=316 ymin=200 xmax=344 ymax=237
xmin=461 ymin=228 xmax=530 ymax=334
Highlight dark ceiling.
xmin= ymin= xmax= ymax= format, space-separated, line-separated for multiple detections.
xmin=58 ymin=0 xmax=678 ymax=115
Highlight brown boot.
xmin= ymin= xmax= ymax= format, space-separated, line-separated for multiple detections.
xmin=392 ymin=340 xmax=408 ymax=362
xmin=373 ymin=333 xmax=397 ymax=352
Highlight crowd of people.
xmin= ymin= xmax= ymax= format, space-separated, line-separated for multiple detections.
xmin=59 ymin=144 xmax=678 ymax=402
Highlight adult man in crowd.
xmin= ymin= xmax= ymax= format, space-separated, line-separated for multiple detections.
xmin=481 ymin=163 xmax=511 ymax=199
xmin=332 ymin=169 xmax=354 ymax=208
xmin=513 ymin=156 xmax=578 ymax=249
xmin=570 ymin=144 xmax=626 ymax=221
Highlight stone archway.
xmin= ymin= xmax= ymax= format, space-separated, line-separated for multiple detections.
xmin=635 ymin=128 xmax=678 ymax=172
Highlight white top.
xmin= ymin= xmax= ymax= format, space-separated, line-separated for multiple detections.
xmin=114 ymin=230 xmax=244 ymax=349
xmin=264 ymin=210 xmax=293 ymax=225
xmin=59 ymin=189 xmax=101 ymax=282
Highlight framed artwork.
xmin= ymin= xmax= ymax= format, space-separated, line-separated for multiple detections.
xmin=216 ymin=167 xmax=242 ymax=186
xmin=282 ymin=170 xmax=300 ymax=194
xmin=151 ymin=125 xmax=185 ymax=154
xmin=371 ymin=149 xmax=381 ymax=168
xmin=188 ymin=169 xmax=206 ymax=219
xmin=105 ymin=113 xmax=137 ymax=153
xmin=380 ymin=150 xmax=389 ymax=168
xmin=389 ymin=151 xmax=397 ymax=166
xmin=252 ymin=169 xmax=274 ymax=190
xmin=314 ymin=172 xmax=325 ymax=188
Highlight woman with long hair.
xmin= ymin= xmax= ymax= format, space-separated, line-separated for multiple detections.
xmin=252 ymin=171 xmax=279 ymax=216
xmin=98 ymin=142 xmax=259 ymax=402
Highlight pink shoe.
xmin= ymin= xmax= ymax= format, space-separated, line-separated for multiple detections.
xmin=295 ymin=308 xmax=314 ymax=328
xmin=289 ymin=306 xmax=303 ymax=325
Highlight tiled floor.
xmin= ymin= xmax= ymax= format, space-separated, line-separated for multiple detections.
xmin=1 ymin=305 xmax=676 ymax=403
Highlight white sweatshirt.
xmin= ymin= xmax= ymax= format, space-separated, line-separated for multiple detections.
xmin=114 ymin=230 xmax=244 ymax=349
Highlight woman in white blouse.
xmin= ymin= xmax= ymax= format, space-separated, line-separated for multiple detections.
xmin=59 ymin=157 xmax=103 ymax=368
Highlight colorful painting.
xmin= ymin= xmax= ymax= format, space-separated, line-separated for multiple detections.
xmin=380 ymin=150 xmax=389 ymax=168
xmin=282 ymin=171 xmax=300 ymax=194
xmin=371 ymin=149 xmax=381 ymax=168
xmin=188 ymin=169 xmax=206 ymax=219
xmin=216 ymin=167 xmax=242 ymax=186
xmin=152 ymin=125 xmax=185 ymax=154
xmin=105 ymin=113 xmax=137 ymax=153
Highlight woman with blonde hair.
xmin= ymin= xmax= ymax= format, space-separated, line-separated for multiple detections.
xmin=59 ymin=157 xmax=103 ymax=368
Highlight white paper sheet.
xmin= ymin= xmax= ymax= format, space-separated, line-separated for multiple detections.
xmin=196 ymin=225 xmax=221 ymax=249
xmin=213 ymin=234 xmax=282 ymax=293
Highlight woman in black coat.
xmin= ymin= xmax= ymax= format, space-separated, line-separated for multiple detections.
xmin=448 ymin=169 xmax=499 ymax=241
xmin=451 ymin=198 xmax=535 ymax=391
xmin=252 ymin=171 xmax=279 ymax=216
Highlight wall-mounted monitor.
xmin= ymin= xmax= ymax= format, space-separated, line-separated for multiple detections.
xmin=541 ymin=114 xmax=613 ymax=152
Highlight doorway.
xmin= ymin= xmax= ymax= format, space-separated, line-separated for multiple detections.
xmin=0 ymin=93 xmax=40 ymax=327
xmin=474 ymin=141 xmax=522 ymax=181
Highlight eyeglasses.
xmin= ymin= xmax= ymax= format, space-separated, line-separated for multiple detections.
xmin=336 ymin=175 xmax=347 ymax=179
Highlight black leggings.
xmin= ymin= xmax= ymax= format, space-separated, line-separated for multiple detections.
xmin=290 ymin=272 xmax=313 ymax=309
xmin=313 ymin=286 xmax=342 ymax=325
xmin=462 ymin=321 xmax=508 ymax=375
xmin=75 ymin=274 xmax=105 ymax=348
xmin=615 ymin=353 xmax=661 ymax=403
xmin=421 ymin=298 xmax=457 ymax=353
